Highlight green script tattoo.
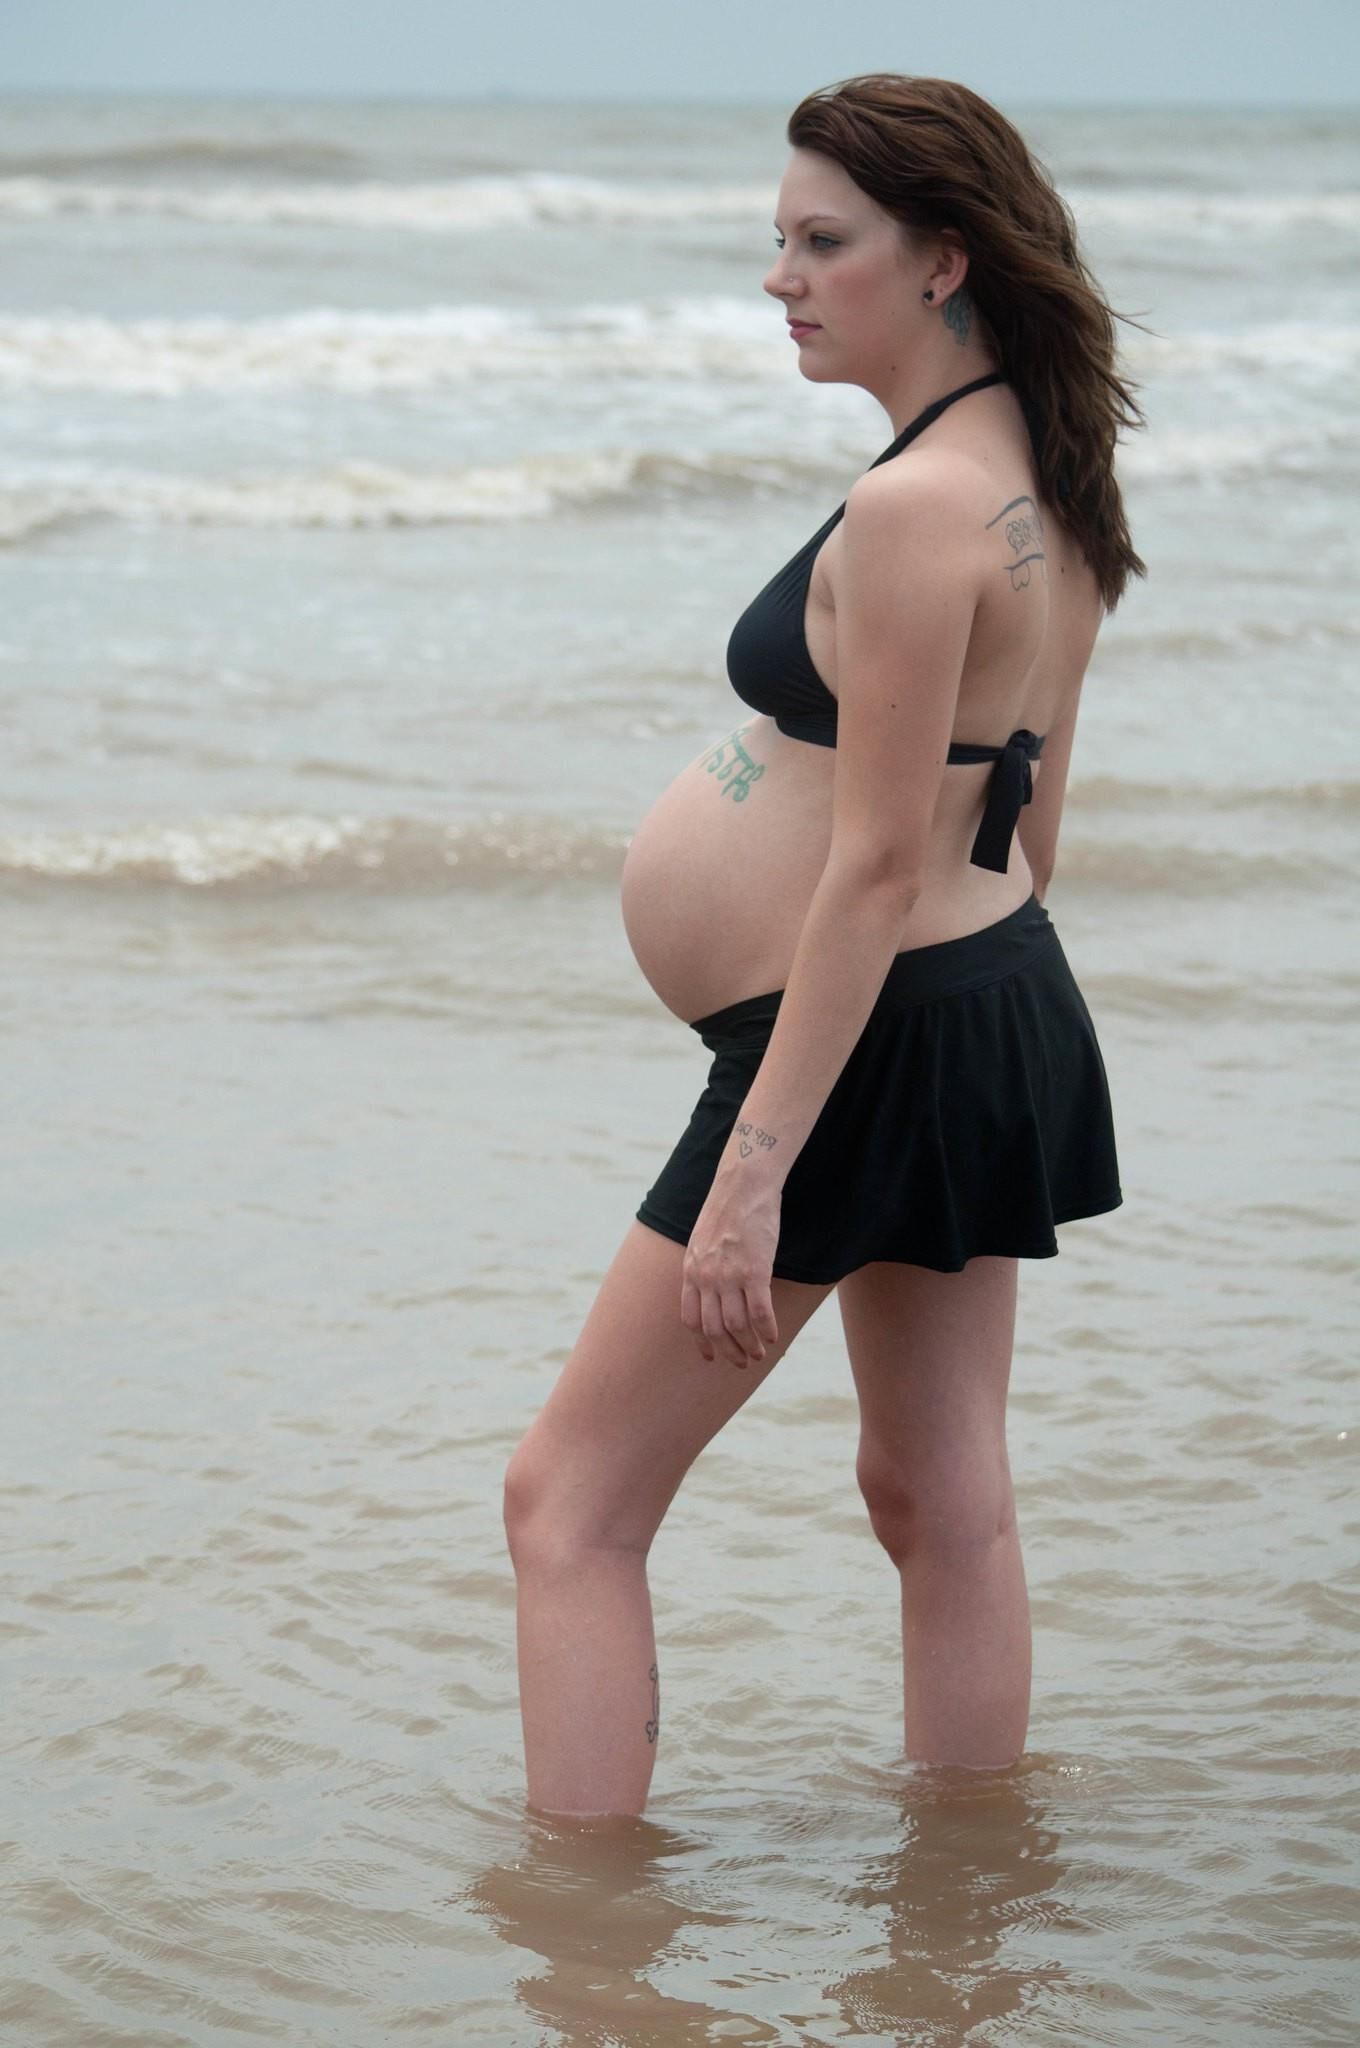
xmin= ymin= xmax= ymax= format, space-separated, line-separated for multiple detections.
xmin=735 ymin=1118 xmax=779 ymax=1161
xmin=645 ymin=1662 xmax=660 ymax=1743
xmin=942 ymin=289 xmax=974 ymax=347
xmin=986 ymin=494 xmax=1048 ymax=589
xmin=699 ymin=722 xmax=766 ymax=803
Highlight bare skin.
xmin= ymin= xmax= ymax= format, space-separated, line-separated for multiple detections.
xmin=504 ymin=1223 xmax=835 ymax=1817
xmin=506 ymin=144 xmax=1100 ymax=1817
xmin=504 ymin=1224 xmax=1026 ymax=1816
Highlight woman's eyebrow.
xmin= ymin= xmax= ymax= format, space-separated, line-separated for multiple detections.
xmin=773 ymin=213 xmax=849 ymax=230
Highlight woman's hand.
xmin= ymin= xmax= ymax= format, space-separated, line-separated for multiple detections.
xmin=680 ymin=1164 xmax=782 ymax=1368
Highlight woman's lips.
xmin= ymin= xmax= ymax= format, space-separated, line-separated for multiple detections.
xmin=788 ymin=320 xmax=821 ymax=339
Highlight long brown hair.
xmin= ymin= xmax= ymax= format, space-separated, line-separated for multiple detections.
xmin=787 ymin=74 xmax=1149 ymax=610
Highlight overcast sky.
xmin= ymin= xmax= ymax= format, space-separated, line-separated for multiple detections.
xmin=1 ymin=0 xmax=1357 ymax=105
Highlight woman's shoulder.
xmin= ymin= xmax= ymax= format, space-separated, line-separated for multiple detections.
xmin=842 ymin=446 xmax=978 ymax=537
xmin=847 ymin=430 xmax=1025 ymax=534
xmin=838 ymin=447 xmax=1006 ymax=598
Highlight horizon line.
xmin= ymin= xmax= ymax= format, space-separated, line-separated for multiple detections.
xmin=0 ymin=81 xmax=1356 ymax=113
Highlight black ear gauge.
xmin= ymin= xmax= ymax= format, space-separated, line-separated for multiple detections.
xmin=923 ymin=289 xmax=935 ymax=301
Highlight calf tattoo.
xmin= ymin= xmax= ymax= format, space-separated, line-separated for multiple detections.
xmin=986 ymin=494 xmax=1048 ymax=589
xmin=735 ymin=1118 xmax=779 ymax=1161
xmin=645 ymin=1662 xmax=660 ymax=1743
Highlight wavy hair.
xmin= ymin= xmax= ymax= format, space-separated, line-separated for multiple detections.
xmin=787 ymin=74 xmax=1149 ymax=610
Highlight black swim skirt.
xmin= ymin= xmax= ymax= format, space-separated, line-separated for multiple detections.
xmin=636 ymin=894 xmax=1121 ymax=1284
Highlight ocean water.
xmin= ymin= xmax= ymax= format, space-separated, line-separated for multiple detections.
xmin=2 ymin=90 xmax=1357 ymax=2046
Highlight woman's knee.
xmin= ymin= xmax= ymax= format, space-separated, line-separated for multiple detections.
xmin=856 ymin=1440 xmax=1016 ymax=1566
xmin=501 ymin=1427 xmax=658 ymax=1573
xmin=502 ymin=1436 xmax=584 ymax=1570
xmin=501 ymin=1436 xmax=547 ymax=1560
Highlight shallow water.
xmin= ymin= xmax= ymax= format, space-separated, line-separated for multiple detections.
xmin=3 ymin=89 xmax=1358 ymax=2046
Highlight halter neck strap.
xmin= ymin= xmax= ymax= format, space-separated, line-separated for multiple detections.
xmin=872 ymin=371 xmax=1007 ymax=465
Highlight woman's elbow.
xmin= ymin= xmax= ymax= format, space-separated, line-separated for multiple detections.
xmin=831 ymin=841 xmax=925 ymax=910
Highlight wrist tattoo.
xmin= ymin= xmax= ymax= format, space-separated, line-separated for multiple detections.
xmin=645 ymin=1662 xmax=660 ymax=1744
xmin=735 ymin=1119 xmax=779 ymax=1160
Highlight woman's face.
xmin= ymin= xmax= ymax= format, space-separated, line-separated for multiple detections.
xmin=764 ymin=147 xmax=930 ymax=384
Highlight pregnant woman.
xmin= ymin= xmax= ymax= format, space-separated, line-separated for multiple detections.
xmin=504 ymin=73 xmax=1145 ymax=1818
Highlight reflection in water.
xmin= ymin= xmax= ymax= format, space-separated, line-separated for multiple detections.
xmin=464 ymin=1764 xmax=1073 ymax=2042
xmin=464 ymin=1810 xmax=772 ymax=2038
xmin=824 ymin=1763 xmax=1069 ymax=2039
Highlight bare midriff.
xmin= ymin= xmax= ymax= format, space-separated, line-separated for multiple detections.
xmin=619 ymin=445 xmax=1114 ymax=1025
xmin=619 ymin=714 xmax=1041 ymax=1024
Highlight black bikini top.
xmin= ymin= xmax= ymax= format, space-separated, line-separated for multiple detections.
xmin=725 ymin=370 xmax=1045 ymax=874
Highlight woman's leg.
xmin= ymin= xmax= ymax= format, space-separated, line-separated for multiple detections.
xmin=503 ymin=1219 xmax=834 ymax=1818
xmin=836 ymin=1256 xmax=1030 ymax=1767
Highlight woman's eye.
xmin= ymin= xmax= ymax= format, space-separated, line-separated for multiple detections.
xmin=772 ymin=235 xmax=838 ymax=251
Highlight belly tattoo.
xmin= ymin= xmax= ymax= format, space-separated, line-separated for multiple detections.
xmin=699 ymin=722 xmax=767 ymax=802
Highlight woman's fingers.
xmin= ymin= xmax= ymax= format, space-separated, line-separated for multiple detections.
xmin=681 ymin=1261 xmax=777 ymax=1369
xmin=747 ymin=1285 xmax=779 ymax=1348
xmin=721 ymin=1286 xmax=765 ymax=1364
xmin=684 ymin=1279 xmax=752 ymax=1368
xmin=680 ymin=1275 xmax=719 ymax=1362
xmin=702 ymin=1289 xmax=750 ymax=1369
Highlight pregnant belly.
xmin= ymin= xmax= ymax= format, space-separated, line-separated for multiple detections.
xmin=620 ymin=717 xmax=835 ymax=1022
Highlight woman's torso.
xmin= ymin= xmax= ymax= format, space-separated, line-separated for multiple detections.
xmin=620 ymin=383 xmax=1106 ymax=1023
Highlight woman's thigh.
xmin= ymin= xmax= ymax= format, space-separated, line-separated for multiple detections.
xmin=504 ymin=1220 xmax=835 ymax=1555
xmin=836 ymin=1257 xmax=1019 ymax=1516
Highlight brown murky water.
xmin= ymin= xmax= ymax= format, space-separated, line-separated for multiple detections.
xmin=4 ymin=90 xmax=1357 ymax=2048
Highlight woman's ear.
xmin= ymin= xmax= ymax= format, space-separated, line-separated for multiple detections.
xmin=932 ymin=228 xmax=970 ymax=297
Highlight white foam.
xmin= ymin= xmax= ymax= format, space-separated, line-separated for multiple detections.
xmin=1069 ymin=187 xmax=1360 ymax=235
xmin=0 ymin=442 xmax=859 ymax=538
xmin=0 ymin=452 xmax=641 ymax=532
xmin=1134 ymin=322 xmax=1360 ymax=379
xmin=0 ymin=813 xmax=632 ymax=888
xmin=2 ymin=807 xmax=1339 ymax=900
xmin=0 ymin=171 xmax=773 ymax=232
xmin=2 ymin=171 xmax=1355 ymax=238
xmin=0 ymin=299 xmax=781 ymax=393
xmin=3 ymin=301 xmax=1356 ymax=398
xmin=1118 ymin=418 xmax=1360 ymax=484
xmin=0 ymin=813 xmax=371 ymax=885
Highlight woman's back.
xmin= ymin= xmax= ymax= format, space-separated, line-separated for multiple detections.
xmin=620 ymin=376 xmax=1106 ymax=1020
xmin=799 ymin=375 xmax=1107 ymax=934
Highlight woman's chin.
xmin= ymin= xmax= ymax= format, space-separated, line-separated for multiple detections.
xmin=797 ymin=356 xmax=844 ymax=385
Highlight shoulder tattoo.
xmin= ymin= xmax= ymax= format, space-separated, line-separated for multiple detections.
xmin=986 ymin=494 xmax=1048 ymax=589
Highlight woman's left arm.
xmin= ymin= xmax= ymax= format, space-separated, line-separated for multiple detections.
xmin=681 ymin=456 xmax=982 ymax=1364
